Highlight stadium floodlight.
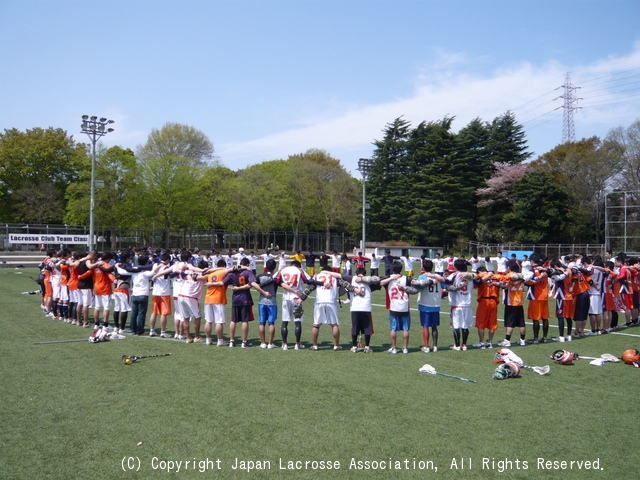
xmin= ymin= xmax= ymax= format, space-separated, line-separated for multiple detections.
xmin=80 ymin=115 xmax=115 ymax=250
xmin=357 ymin=158 xmax=374 ymax=254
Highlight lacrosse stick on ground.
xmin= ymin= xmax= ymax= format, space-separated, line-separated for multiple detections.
xmin=493 ymin=348 xmax=550 ymax=375
xmin=34 ymin=330 xmax=125 ymax=345
xmin=551 ymin=349 xmax=618 ymax=366
xmin=123 ymin=353 xmax=172 ymax=365
xmin=419 ymin=364 xmax=477 ymax=383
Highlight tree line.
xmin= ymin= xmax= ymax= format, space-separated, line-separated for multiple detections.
xmin=1 ymin=117 xmax=639 ymax=251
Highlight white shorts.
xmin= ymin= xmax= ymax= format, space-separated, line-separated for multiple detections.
xmin=113 ymin=291 xmax=131 ymax=312
xmin=282 ymin=298 xmax=302 ymax=323
xmin=313 ymin=303 xmax=339 ymax=326
xmin=173 ymin=297 xmax=183 ymax=321
xmin=52 ymin=283 xmax=61 ymax=299
xmin=94 ymin=294 xmax=111 ymax=310
xmin=58 ymin=286 xmax=69 ymax=303
xmin=589 ymin=294 xmax=603 ymax=315
xmin=69 ymin=289 xmax=78 ymax=304
xmin=78 ymin=289 xmax=94 ymax=308
xmin=451 ymin=307 xmax=473 ymax=329
xmin=179 ymin=296 xmax=200 ymax=319
xmin=204 ymin=304 xmax=226 ymax=324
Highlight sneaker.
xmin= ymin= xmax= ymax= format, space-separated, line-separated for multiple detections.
xmin=241 ymin=341 xmax=251 ymax=348
xmin=193 ymin=337 xmax=203 ymax=343
xmin=282 ymin=344 xmax=289 ymax=351
xmin=333 ymin=345 xmax=342 ymax=351
xmin=498 ymin=340 xmax=511 ymax=347
xmin=566 ymin=335 xmax=572 ymax=342
xmin=583 ymin=331 xmax=594 ymax=337
xmin=228 ymin=341 xmax=234 ymax=348
xmin=217 ymin=340 xmax=227 ymax=347
xmin=343 ymin=299 xmax=350 ymax=304
xmin=260 ymin=343 xmax=268 ymax=349
xmin=363 ymin=346 xmax=373 ymax=353
xmin=472 ymin=343 xmax=484 ymax=348
xmin=540 ymin=337 xmax=547 ymax=343
xmin=205 ymin=338 xmax=212 ymax=345
xmin=402 ymin=348 xmax=409 ymax=354
xmin=432 ymin=346 xmax=438 ymax=352
xmin=388 ymin=348 xmax=397 ymax=354
xmin=350 ymin=346 xmax=358 ymax=353
xmin=452 ymin=345 xmax=461 ymax=351
xmin=533 ymin=339 xmax=540 ymax=345
xmin=518 ymin=339 xmax=526 ymax=346
xmin=118 ymin=328 xmax=124 ymax=334
xmin=461 ymin=344 xmax=467 ymax=351
xmin=93 ymin=325 xmax=100 ymax=330
xmin=185 ymin=338 xmax=193 ymax=344
xmin=552 ymin=336 xmax=565 ymax=342
xmin=174 ymin=333 xmax=180 ymax=339
xmin=421 ymin=346 xmax=430 ymax=353
xmin=149 ymin=330 xmax=157 ymax=337
xmin=160 ymin=332 xmax=171 ymax=338
xmin=267 ymin=343 xmax=276 ymax=349
xmin=600 ymin=329 xmax=608 ymax=335
xmin=295 ymin=343 xmax=305 ymax=350
xmin=310 ymin=346 xmax=319 ymax=351
xmin=485 ymin=343 xmax=492 ymax=349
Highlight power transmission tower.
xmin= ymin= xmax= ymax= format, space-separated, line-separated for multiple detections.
xmin=554 ymin=73 xmax=582 ymax=143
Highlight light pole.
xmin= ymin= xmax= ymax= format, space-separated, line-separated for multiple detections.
xmin=81 ymin=115 xmax=114 ymax=251
xmin=357 ymin=158 xmax=374 ymax=254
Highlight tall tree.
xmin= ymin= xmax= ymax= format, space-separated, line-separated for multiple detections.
xmin=487 ymin=111 xmax=532 ymax=164
xmin=503 ymin=170 xmax=571 ymax=243
xmin=531 ymin=137 xmax=624 ymax=242
xmin=136 ymin=122 xmax=214 ymax=166
xmin=65 ymin=146 xmax=140 ymax=247
xmin=0 ymin=127 xmax=87 ymax=222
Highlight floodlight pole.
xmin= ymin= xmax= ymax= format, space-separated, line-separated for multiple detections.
xmin=81 ymin=115 xmax=114 ymax=251
xmin=358 ymin=158 xmax=374 ymax=254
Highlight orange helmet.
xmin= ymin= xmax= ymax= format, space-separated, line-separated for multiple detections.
xmin=622 ymin=349 xmax=640 ymax=365
xmin=551 ymin=349 xmax=577 ymax=365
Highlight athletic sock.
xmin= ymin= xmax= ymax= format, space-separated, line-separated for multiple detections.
xmin=611 ymin=312 xmax=618 ymax=328
xmin=422 ymin=327 xmax=429 ymax=346
xmin=566 ymin=318 xmax=573 ymax=335
xmin=281 ymin=323 xmax=288 ymax=344
xmin=120 ymin=312 xmax=128 ymax=330
xmin=294 ymin=321 xmax=302 ymax=343
xmin=432 ymin=328 xmax=438 ymax=347
xmin=505 ymin=334 xmax=512 ymax=341
xmin=113 ymin=311 xmax=120 ymax=330
xmin=352 ymin=335 xmax=358 ymax=347
xmin=461 ymin=328 xmax=469 ymax=345
xmin=364 ymin=334 xmax=371 ymax=346
xmin=452 ymin=328 xmax=460 ymax=346
xmin=542 ymin=319 xmax=549 ymax=337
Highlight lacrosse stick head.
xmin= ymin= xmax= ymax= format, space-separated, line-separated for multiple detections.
xmin=551 ymin=349 xmax=576 ymax=365
xmin=419 ymin=364 xmax=437 ymax=375
xmin=600 ymin=353 xmax=620 ymax=363
xmin=589 ymin=358 xmax=605 ymax=366
xmin=622 ymin=349 xmax=640 ymax=365
xmin=532 ymin=365 xmax=551 ymax=375
xmin=122 ymin=355 xmax=139 ymax=365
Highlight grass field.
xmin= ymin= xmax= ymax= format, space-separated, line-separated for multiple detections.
xmin=1 ymin=267 xmax=639 ymax=479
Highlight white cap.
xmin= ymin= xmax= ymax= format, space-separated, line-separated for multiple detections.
xmin=238 ymin=248 xmax=244 ymax=253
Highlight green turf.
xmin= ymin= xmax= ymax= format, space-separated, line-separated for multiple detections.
xmin=1 ymin=268 xmax=639 ymax=479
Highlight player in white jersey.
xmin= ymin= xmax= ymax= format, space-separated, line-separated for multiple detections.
xmin=330 ymin=251 xmax=342 ymax=273
xmin=585 ymin=256 xmax=606 ymax=335
xmin=350 ymin=268 xmax=375 ymax=352
xmin=446 ymin=259 xmax=473 ymax=351
xmin=310 ymin=267 xmax=342 ymax=351
xmin=259 ymin=249 xmax=275 ymax=273
xmin=493 ymin=252 xmax=508 ymax=273
xmin=274 ymin=260 xmax=316 ymax=350
xmin=432 ymin=253 xmax=446 ymax=276
xmin=149 ymin=253 xmax=173 ymax=338
xmin=380 ymin=261 xmax=420 ymax=354
xmin=369 ymin=253 xmax=380 ymax=276
xmin=413 ymin=259 xmax=446 ymax=353
xmin=400 ymin=254 xmax=420 ymax=277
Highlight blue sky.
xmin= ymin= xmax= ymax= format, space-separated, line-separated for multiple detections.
xmin=1 ymin=0 xmax=639 ymax=175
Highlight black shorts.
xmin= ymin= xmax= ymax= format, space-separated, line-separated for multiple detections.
xmin=504 ymin=305 xmax=525 ymax=328
xmin=231 ymin=305 xmax=251 ymax=323
xmin=351 ymin=311 xmax=373 ymax=335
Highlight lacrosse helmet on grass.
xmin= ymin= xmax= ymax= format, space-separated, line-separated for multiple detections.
xmin=551 ymin=349 xmax=577 ymax=365
xmin=493 ymin=362 xmax=521 ymax=380
xmin=622 ymin=349 xmax=640 ymax=365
